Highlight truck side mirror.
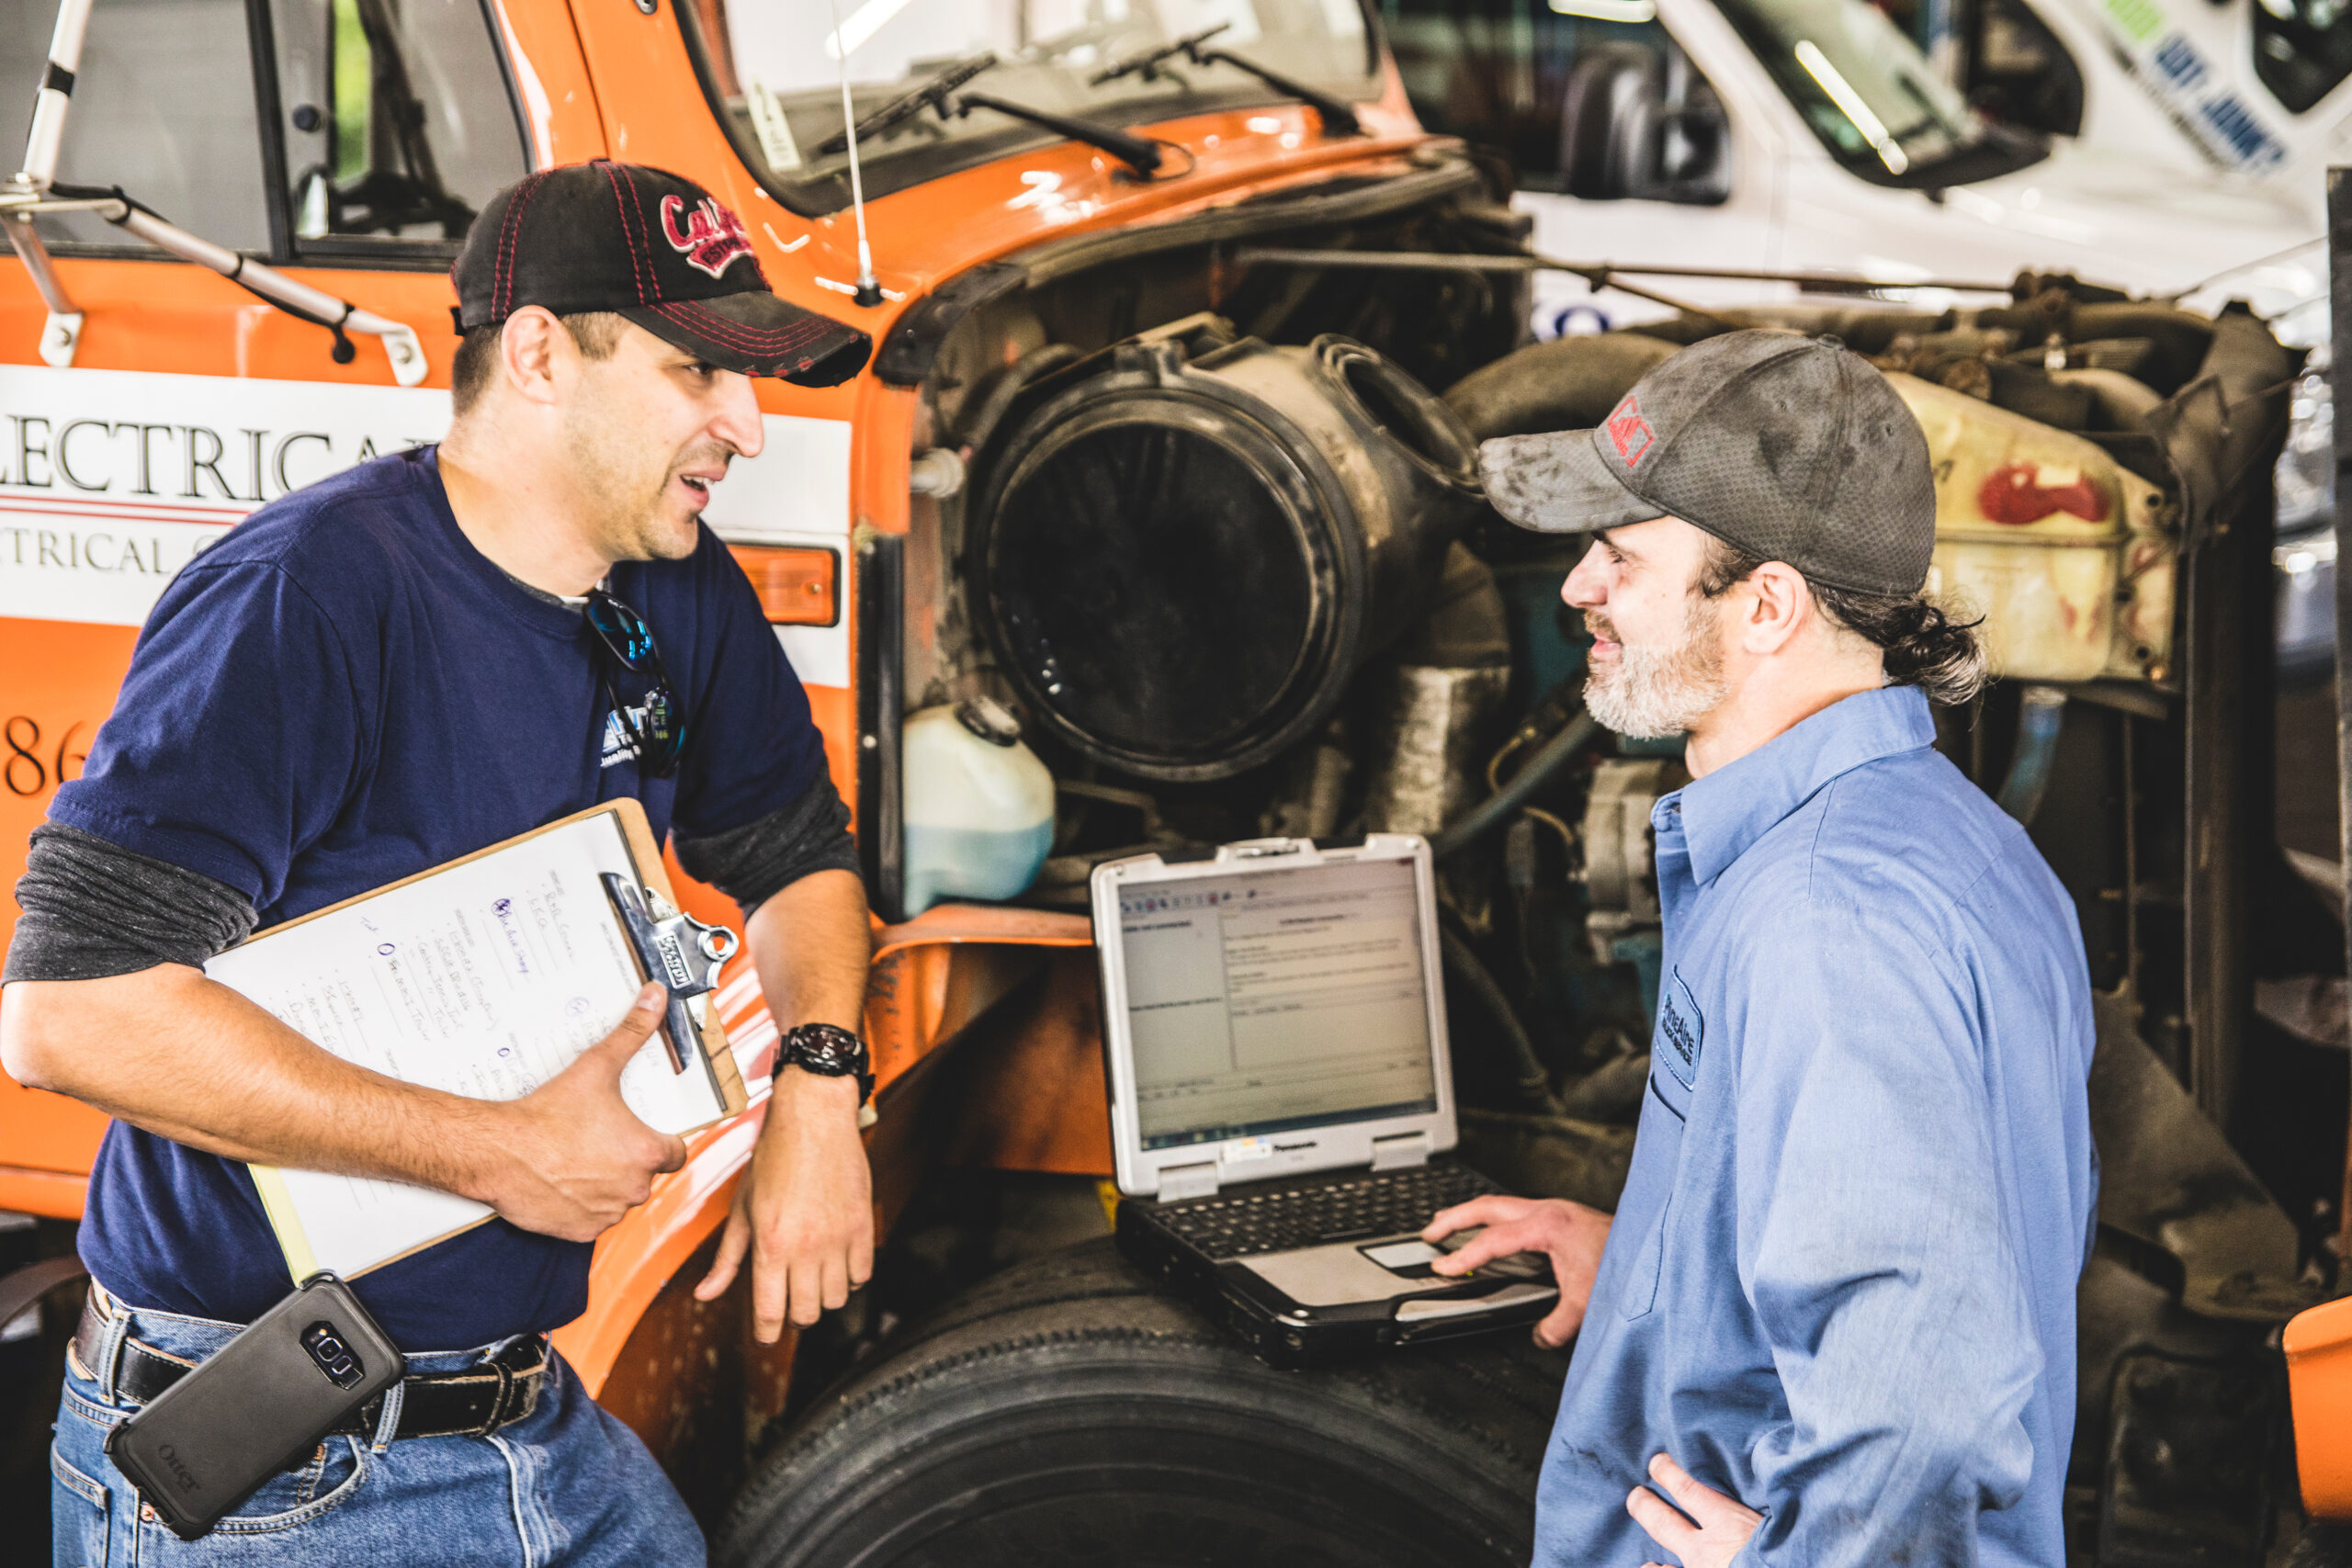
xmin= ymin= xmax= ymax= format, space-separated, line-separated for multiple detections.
xmin=1559 ymin=44 xmax=1729 ymax=207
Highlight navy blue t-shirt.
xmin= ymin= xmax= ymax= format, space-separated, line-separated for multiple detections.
xmin=50 ymin=447 xmax=826 ymax=1349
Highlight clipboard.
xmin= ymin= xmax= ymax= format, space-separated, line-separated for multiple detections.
xmin=214 ymin=799 xmax=752 ymax=1283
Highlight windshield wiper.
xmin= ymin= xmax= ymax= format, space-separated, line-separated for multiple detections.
xmin=815 ymin=51 xmax=999 ymax=153
xmin=1091 ymin=23 xmax=1363 ymax=138
xmin=815 ymin=50 xmax=1167 ymax=177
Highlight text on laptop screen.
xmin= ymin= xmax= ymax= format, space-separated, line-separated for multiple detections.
xmin=1116 ymin=857 xmax=1439 ymax=1150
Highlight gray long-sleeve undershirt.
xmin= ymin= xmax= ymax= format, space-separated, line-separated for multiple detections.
xmin=3 ymin=775 xmax=858 ymax=984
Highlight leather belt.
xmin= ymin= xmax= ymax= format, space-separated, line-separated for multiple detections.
xmin=72 ymin=1292 xmax=546 ymax=1442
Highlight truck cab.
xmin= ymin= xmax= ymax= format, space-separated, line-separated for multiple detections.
xmin=0 ymin=2 xmax=2329 ymax=1562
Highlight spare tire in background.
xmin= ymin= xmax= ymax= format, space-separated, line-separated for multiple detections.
xmin=716 ymin=1239 xmax=1566 ymax=1568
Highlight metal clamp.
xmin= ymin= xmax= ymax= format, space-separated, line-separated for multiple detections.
xmin=601 ymin=874 xmax=740 ymax=1085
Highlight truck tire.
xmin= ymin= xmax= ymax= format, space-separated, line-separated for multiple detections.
xmin=715 ymin=1238 xmax=1569 ymax=1568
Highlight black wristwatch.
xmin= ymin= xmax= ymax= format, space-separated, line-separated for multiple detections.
xmin=779 ymin=1022 xmax=873 ymax=1106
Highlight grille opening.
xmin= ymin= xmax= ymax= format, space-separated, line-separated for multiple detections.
xmin=989 ymin=422 xmax=1323 ymax=761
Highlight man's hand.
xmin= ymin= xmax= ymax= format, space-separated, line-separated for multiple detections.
xmin=1630 ymin=1453 xmax=1763 ymax=1568
xmin=1423 ymin=1194 xmax=1612 ymax=1348
xmin=694 ymin=1066 xmax=874 ymax=1341
xmin=475 ymin=985 xmax=689 ymax=1242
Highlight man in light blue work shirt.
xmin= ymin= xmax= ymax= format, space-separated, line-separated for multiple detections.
xmin=1430 ymin=331 xmax=2097 ymax=1567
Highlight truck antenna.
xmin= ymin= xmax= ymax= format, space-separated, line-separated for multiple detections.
xmin=827 ymin=0 xmax=883 ymax=309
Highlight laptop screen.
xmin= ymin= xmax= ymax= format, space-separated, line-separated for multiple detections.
xmin=1114 ymin=855 xmax=1440 ymax=1151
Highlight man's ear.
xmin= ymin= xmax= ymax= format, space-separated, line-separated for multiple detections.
xmin=497 ymin=308 xmax=570 ymax=409
xmin=1738 ymin=560 xmax=1813 ymax=657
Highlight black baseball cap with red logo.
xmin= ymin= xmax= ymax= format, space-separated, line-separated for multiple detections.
xmin=452 ymin=161 xmax=871 ymax=387
xmin=1476 ymin=330 xmax=1936 ymax=598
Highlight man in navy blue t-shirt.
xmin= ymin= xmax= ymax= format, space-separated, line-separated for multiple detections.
xmin=5 ymin=164 xmax=876 ymax=1564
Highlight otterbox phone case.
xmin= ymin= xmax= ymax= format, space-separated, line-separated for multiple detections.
xmin=105 ymin=1272 xmax=404 ymax=1540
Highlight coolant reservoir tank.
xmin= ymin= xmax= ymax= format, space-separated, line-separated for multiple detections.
xmin=1890 ymin=373 xmax=2175 ymax=683
xmin=901 ymin=698 xmax=1056 ymax=918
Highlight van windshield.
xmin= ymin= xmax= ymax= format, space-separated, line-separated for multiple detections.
xmin=678 ymin=0 xmax=1381 ymax=216
xmin=1712 ymin=0 xmax=2046 ymax=186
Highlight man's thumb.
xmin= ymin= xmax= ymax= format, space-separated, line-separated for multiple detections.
xmin=588 ymin=986 xmax=670 ymax=1072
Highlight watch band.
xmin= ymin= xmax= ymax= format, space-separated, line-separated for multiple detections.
xmin=779 ymin=1021 xmax=874 ymax=1106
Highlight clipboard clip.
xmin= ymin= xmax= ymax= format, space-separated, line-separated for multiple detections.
xmin=600 ymin=873 xmax=741 ymax=1075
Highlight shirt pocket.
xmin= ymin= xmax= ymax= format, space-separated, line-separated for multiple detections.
xmin=1616 ymin=1077 xmax=1688 ymax=1322
xmin=1618 ymin=1186 xmax=1677 ymax=1322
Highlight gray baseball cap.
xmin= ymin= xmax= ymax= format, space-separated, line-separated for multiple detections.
xmin=1476 ymin=330 xmax=1937 ymax=598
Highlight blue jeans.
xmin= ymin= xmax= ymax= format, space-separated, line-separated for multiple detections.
xmin=51 ymin=1285 xmax=704 ymax=1567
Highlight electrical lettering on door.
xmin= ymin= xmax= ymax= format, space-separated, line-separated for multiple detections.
xmin=1119 ymin=859 xmax=1437 ymax=1148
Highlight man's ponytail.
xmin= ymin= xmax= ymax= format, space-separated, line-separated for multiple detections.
xmin=1808 ymin=588 xmax=1988 ymax=706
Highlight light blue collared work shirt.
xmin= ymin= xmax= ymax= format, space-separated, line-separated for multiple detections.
xmin=1532 ymin=685 xmax=2097 ymax=1568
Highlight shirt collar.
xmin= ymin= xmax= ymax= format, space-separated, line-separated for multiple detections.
xmin=1656 ymin=685 xmax=1937 ymax=887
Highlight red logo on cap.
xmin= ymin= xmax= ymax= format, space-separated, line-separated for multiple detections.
xmin=660 ymin=195 xmax=754 ymax=279
xmin=1605 ymin=396 xmax=1655 ymax=467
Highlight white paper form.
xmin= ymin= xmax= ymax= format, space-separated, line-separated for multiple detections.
xmin=213 ymin=811 xmax=727 ymax=1280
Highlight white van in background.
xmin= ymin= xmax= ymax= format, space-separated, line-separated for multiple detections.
xmin=1378 ymin=0 xmax=2337 ymax=671
xmin=1380 ymin=0 xmax=2323 ymax=326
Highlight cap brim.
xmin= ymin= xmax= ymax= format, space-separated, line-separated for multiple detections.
xmin=623 ymin=293 xmax=872 ymax=387
xmin=1477 ymin=430 xmax=1665 ymax=534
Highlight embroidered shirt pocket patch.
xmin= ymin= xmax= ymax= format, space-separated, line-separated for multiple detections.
xmin=1657 ymin=968 xmax=1703 ymax=1092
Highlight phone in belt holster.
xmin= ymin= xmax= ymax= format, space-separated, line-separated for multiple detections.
xmin=104 ymin=1272 xmax=405 ymax=1540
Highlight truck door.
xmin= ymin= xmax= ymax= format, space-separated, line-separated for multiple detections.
xmin=0 ymin=0 xmax=532 ymax=1208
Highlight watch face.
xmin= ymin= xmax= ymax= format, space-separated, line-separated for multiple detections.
xmin=785 ymin=1025 xmax=873 ymax=1100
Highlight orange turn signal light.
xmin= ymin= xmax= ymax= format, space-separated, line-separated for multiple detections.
xmin=729 ymin=546 xmax=840 ymax=626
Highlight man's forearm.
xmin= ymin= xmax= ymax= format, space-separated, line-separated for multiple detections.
xmin=2 ymin=965 xmax=506 ymax=1198
xmin=694 ymin=866 xmax=876 ymax=1335
xmin=745 ymin=868 xmax=872 ymax=1042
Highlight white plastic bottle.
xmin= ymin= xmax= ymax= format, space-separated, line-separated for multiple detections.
xmin=900 ymin=697 xmax=1056 ymax=917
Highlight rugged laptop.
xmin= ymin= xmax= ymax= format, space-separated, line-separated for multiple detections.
xmin=1094 ymin=835 xmax=1556 ymax=1370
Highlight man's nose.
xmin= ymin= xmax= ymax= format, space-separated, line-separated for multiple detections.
xmin=1561 ymin=540 xmax=1608 ymax=609
xmin=712 ymin=371 xmax=764 ymax=459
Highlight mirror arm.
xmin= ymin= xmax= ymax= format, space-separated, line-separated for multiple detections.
xmin=3 ymin=0 xmax=94 ymax=361
xmin=17 ymin=0 xmax=93 ymax=193
xmin=0 ymin=188 xmax=428 ymax=384
xmin=110 ymin=203 xmax=429 ymax=385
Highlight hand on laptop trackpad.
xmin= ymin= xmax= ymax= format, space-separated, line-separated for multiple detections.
xmin=1363 ymin=1234 xmax=1551 ymax=1282
xmin=1361 ymin=1240 xmax=1443 ymax=1275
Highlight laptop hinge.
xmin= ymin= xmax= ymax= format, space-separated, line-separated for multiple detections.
xmin=1370 ymin=1131 xmax=1433 ymax=1172
xmin=1156 ymin=1160 xmax=1219 ymax=1201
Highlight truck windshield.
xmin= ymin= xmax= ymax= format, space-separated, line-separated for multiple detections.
xmin=1713 ymin=0 xmax=2046 ymax=186
xmin=676 ymin=0 xmax=1381 ymax=216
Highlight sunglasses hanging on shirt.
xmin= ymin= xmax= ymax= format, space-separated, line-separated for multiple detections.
xmin=585 ymin=587 xmax=687 ymax=779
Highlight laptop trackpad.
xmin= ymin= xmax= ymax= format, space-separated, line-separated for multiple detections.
xmin=1243 ymin=1243 xmax=1452 ymax=1307
xmin=1361 ymin=1240 xmax=1442 ymax=1271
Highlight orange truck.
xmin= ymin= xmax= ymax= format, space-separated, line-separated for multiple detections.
xmin=0 ymin=0 xmax=2336 ymax=1561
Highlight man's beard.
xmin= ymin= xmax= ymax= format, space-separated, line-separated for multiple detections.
xmin=1583 ymin=592 xmax=1728 ymax=739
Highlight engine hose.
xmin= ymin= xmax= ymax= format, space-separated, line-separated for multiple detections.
xmin=1438 ymin=926 xmax=1562 ymax=1115
xmin=1996 ymin=687 xmax=2067 ymax=826
xmin=1441 ymin=333 xmax=1679 ymax=441
xmin=1428 ymin=712 xmax=1601 ymax=861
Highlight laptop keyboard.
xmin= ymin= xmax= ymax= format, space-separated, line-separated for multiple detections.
xmin=1155 ymin=1164 xmax=1498 ymax=1259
